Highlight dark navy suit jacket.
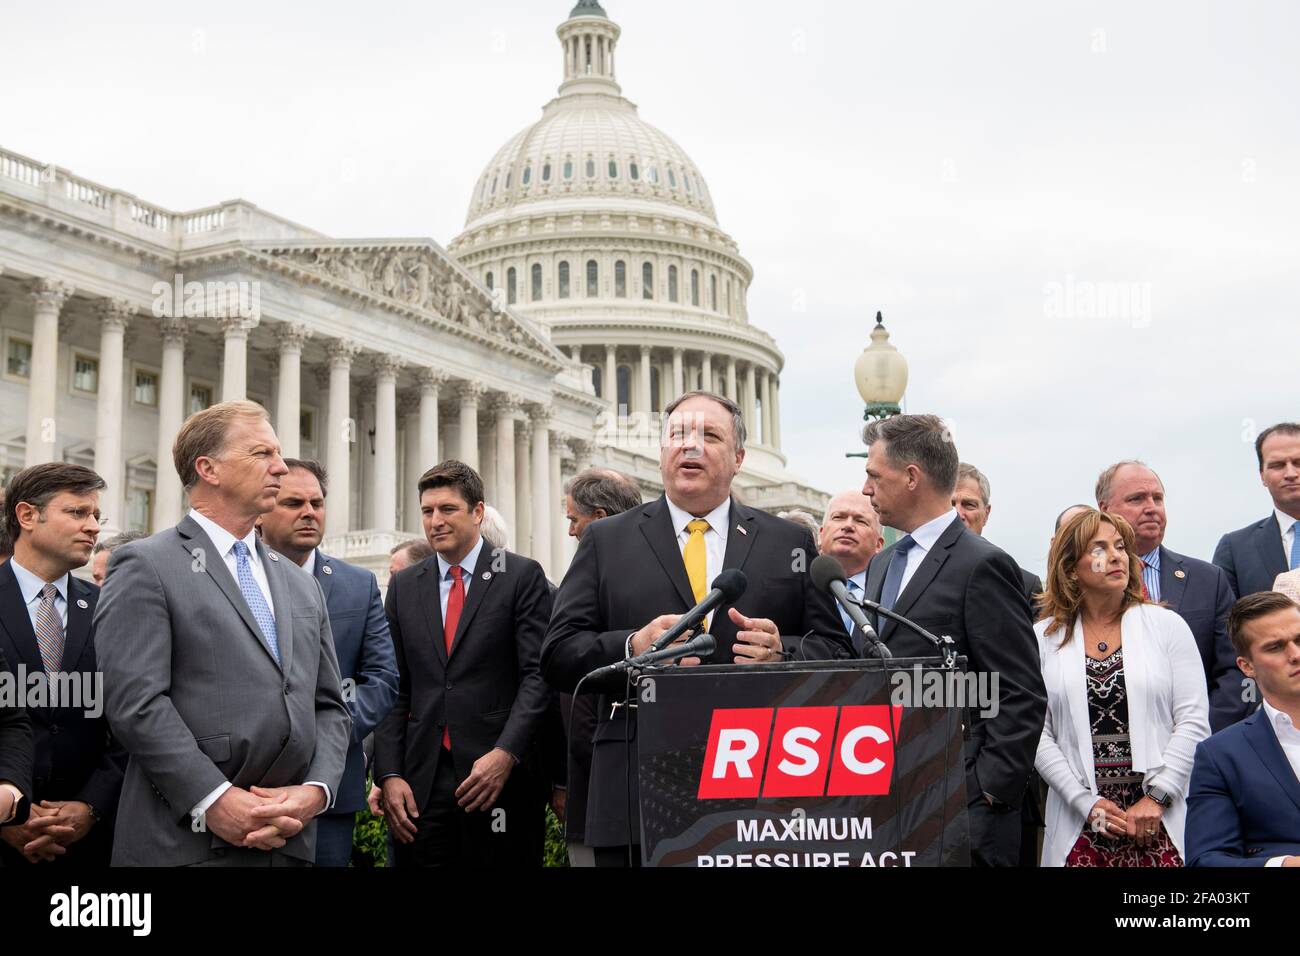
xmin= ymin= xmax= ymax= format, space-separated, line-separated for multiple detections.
xmin=312 ymin=551 xmax=398 ymax=814
xmin=1159 ymin=546 xmax=1253 ymax=732
xmin=1213 ymin=514 xmax=1289 ymax=599
xmin=1186 ymin=706 xmax=1300 ymax=866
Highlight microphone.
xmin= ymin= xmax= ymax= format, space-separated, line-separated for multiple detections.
xmin=583 ymin=633 xmax=717 ymax=682
xmin=852 ymin=593 xmax=959 ymax=668
xmin=647 ymin=569 xmax=747 ymax=653
xmin=810 ymin=555 xmax=891 ymax=660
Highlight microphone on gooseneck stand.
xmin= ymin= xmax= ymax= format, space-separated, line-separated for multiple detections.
xmin=810 ymin=554 xmax=891 ymax=660
xmin=646 ymin=569 xmax=747 ymax=653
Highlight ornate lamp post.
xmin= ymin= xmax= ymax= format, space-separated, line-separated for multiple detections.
xmin=847 ymin=311 xmax=908 ymax=460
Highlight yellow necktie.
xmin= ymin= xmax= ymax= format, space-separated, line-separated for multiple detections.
xmin=684 ymin=519 xmax=710 ymax=604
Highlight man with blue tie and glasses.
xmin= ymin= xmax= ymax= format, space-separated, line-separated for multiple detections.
xmin=817 ymin=489 xmax=885 ymax=654
xmin=95 ymin=401 xmax=350 ymax=866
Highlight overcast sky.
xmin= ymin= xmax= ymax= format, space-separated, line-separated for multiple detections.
xmin=3 ymin=0 xmax=1296 ymax=573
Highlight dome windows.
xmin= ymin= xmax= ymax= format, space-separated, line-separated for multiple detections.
xmin=648 ymin=165 xmax=660 ymax=184
xmin=563 ymin=157 xmax=574 ymax=180
xmin=668 ymin=265 xmax=679 ymax=302
xmin=504 ymin=170 xmax=512 ymax=189
xmin=586 ymin=259 xmax=599 ymax=297
xmin=531 ymin=263 xmax=542 ymax=301
xmin=667 ymin=168 xmax=677 ymax=188
xmin=642 ymin=262 xmax=654 ymax=300
xmin=691 ymin=269 xmax=700 ymax=306
xmin=710 ymin=274 xmax=718 ymax=311
xmin=558 ymin=261 xmax=571 ymax=298
xmin=614 ymin=260 xmax=626 ymax=298
xmin=608 ymin=157 xmax=619 ymax=178
xmin=684 ymin=172 xmax=693 ymax=194
xmin=522 ymin=165 xmax=532 ymax=186
xmin=485 ymin=271 xmax=494 ymax=291
xmin=507 ymin=267 xmax=518 ymax=305
xmin=585 ymin=155 xmax=596 ymax=179
xmin=490 ymin=174 xmax=499 ymax=195
xmin=629 ymin=160 xmax=640 ymax=181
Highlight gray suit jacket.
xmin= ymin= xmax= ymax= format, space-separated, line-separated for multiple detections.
xmin=93 ymin=515 xmax=351 ymax=866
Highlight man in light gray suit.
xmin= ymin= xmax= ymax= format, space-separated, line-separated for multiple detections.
xmin=94 ymin=400 xmax=351 ymax=866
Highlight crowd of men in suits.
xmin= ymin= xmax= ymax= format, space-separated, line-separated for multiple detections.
xmin=0 ymin=393 xmax=1296 ymax=867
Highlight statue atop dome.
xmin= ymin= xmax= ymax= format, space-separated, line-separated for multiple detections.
xmin=569 ymin=0 xmax=608 ymax=18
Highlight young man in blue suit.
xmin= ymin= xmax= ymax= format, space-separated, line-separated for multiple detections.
xmin=258 ymin=459 xmax=399 ymax=867
xmin=1214 ymin=423 xmax=1300 ymax=598
xmin=1186 ymin=592 xmax=1300 ymax=866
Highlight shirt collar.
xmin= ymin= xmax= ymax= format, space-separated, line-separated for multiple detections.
xmin=1141 ymin=547 xmax=1161 ymax=570
xmin=188 ymin=508 xmax=261 ymax=564
xmin=437 ymin=534 xmax=485 ymax=582
xmin=1277 ymin=508 xmax=1300 ymax=537
xmin=847 ymin=568 xmax=867 ymax=591
xmin=665 ymin=495 xmax=732 ymax=538
xmin=302 ymin=550 xmax=317 ymax=576
xmin=8 ymin=558 xmax=69 ymax=607
xmin=1262 ymin=699 xmax=1299 ymax=736
xmin=908 ymin=509 xmax=960 ymax=553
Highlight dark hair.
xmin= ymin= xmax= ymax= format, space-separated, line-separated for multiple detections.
xmin=564 ymin=468 xmax=642 ymax=518
xmin=390 ymin=539 xmax=435 ymax=562
xmin=1039 ymin=509 xmax=1146 ymax=641
xmin=1229 ymin=591 xmax=1300 ymax=657
xmin=92 ymin=530 xmax=149 ymax=555
xmin=1255 ymin=423 xmax=1300 ymax=470
xmin=861 ymin=414 xmax=959 ymax=493
xmin=1054 ymin=503 xmax=1093 ymax=531
xmin=4 ymin=463 xmax=107 ymax=542
xmin=284 ymin=458 xmax=329 ymax=497
xmin=0 ymin=494 xmax=11 ymax=560
xmin=662 ymin=390 xmax=746 ymax=451
xmin=417 ymin=460 xmax=484 ymax=509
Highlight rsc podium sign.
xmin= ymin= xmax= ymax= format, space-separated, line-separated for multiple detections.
xmin=635 ymin=658 xmax=971 ymax=867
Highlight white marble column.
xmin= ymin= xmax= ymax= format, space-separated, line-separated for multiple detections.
xmin=93 ymin=299 xmax=133 ymax=529
xmin=26 ymin=279 xmax=72 ymax=465
xmin=274 ymin=323 xmax=310 ymax=459
xmin=399 ymin=395 xmax=422 ymax=534
xmin=457 ymin=381 xmax=483 ymax=470
xmin=358 ymin=389 xmax=376 ymax=530
xmin=515 ymin=418 xmax=532 ymax=557
xmin=372 ymin=356 xmax=403 ymax=533
xmin=638 ymin=346 xmax=652 ymax=416
xmin=480 ymin=417 xmax=497 ymax=504
xmin=493 ymin=394 xmax=520 ymax=550
xmin=772 ymin=376 xmax=782 ymax=449
xmin=412 ymin=369 xmax=444 ymax=527
xmin=324 ymin=340 xmax=360 ymax=536
xmin=671 ymin=347 xmax=685 ymax=404
xmin=702 ymin=353 xmax=713 ymax=396
xmin=743 ymin=363 xmax=757 ymax=438
xmin=604 ymin=344 xmax=617 ymax=416
xmin=530 ymin=405 xmax=553 ymax=577
xmin=725 ymin=357 xmax=737 ymax=404
xmin=219 ymin=315 xmax=250 ymax=402
xmin=152 ymin=317 xmax=188 ymax=529
xmin=761 ymin=369 xmax=774 ymax=447
xmin=549 ymin=433 xmax=568 ymax=577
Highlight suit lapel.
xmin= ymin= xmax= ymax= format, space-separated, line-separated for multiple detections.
xmin=0 ymin=561 xmax=43 ymax=674
xmin=313 ymin=550 xmax=336 ymax=608
xmin=1254 ymin=516 xmax=1290 ymax=579
xmin=638 ymin=497 xmax=695 ymax=612
xmin=885 ymin=516 xmax=961 ymax=642
xmin=259 ymin=538 xmax=291 ymax=675
xmin=721 ymin=499 xmax=759 ymax=575
xmin=415 ymin=558 xmax=448 ymax=667
xmin=1159 ymin=546 xmax=1187 ymax=611
xmin=1244 ymin=709 xmax=1300 ymax=815
xmin=177 ymin=515 xmax=281 ymax=671
xmin=59 ymin=577 xmax=94 ymax=672
xmin=448 ymin=542 xmax=496 ymax=658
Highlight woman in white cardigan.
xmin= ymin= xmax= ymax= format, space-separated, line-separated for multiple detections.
xmin=1034 ymin=510 xmax=1211 ymax=867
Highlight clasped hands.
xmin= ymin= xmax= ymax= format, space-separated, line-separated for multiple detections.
xmin=1088 ymin=795 xmax=1167 ymax=848
xmin=205 ymin=784 xmax=327 ymax=851
xmin=630 ymin=607 xmax=783 ymax=665
xmin=0 ymin=799 xmax=96 ymax=863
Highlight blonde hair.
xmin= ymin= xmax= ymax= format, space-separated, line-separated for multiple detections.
xmin=1039 ymin=509 xmax=1146 ymax=643
xmin=172 ymin=400 xmax=269 ymax=489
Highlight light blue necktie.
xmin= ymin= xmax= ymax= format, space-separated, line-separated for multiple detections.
xmin=1291 ymin=520 xmax=1300 ymax=571
xmin=877 ymin=535 xmax=915 ymax=631
xmin=839 ymin=579 xmax=860 ymax=636
xmin=233 ymin=540 xmax=280 ymax=664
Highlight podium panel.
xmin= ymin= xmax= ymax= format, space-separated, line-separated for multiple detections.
xmin=635 ymin=658 xmax=971 ymax=867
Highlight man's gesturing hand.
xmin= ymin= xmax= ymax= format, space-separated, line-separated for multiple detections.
xmin=456 ymin=748 xmax=515 ymax=812
xmin=728 ymin=607 xmax=784 ymax=663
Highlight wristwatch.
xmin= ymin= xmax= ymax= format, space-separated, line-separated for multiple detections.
xmin=1143 ymin=785 xmax=1173 ymax=808
xmin=86 ymin=803 xmax=103 ymax=824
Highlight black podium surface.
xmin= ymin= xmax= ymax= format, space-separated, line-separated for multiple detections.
xmin=634 ymin=658 xmax=971 ymax=867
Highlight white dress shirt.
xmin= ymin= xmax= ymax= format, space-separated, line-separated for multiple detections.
xmin=1277 ymin=508 xmax=1299 ymax=568
xmin=8 ymin=558 xmax=70 ymax=631
xmin=301 ymin=549 xmax=317 ymax=575
xmin=897 ymin=510 xmax=960 ymax=595
xmin=664 ymin=496 xmax=731 ymax=632
xmin=185 ymin=509 xmax=330 ymax=822
xmin=1262 ymin=699 xmax=1300 ymax=866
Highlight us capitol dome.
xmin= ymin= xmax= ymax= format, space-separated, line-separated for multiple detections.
xmin=449 ymin=0 xmax=829 ymax=514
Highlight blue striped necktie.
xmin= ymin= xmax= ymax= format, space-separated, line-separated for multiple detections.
xmin=1291 ymin=520 xmax=1300 ymax=571
xmin=34 ymin=583 xmax=64 ymax=674
xmin=877 ymin=535 xmax=915 ymax=631
xmin=233 ymin=540 xmax=280 ymax=663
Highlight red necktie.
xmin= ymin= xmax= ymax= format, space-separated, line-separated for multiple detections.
xmin=1140 ymin=560 xmax=1151 ymax=601
xmin=442 ymin=565 xmax=465 ymax=750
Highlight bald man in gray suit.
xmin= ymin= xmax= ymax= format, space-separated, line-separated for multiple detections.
xmin=95 ymin=401 xmax=350 ymax=866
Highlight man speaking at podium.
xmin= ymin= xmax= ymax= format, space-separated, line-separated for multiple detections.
xmin=861 ymin=414 xmax=1046 ymax=866
xmin=542 ymin=391 xmax=850 ymax=866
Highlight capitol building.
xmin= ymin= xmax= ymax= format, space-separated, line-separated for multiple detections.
xmin=0 ymin=0 xmax=827 ymax=581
